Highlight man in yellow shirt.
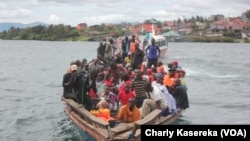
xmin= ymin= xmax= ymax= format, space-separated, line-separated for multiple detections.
xmin=116 ymin=98 xmax=140 ymax=123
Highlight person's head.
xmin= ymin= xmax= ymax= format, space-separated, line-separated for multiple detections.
xmin=75 ymin=60 xmax=81 ymax=67
xmin=124 ymin=83 xmax=130 ymax=93
xmin=151 ymin=38 xmax=155 ymax=45
xmin=127 ymin=53 xmax=131 ymax=58
xmin=84 ymin=64 xmax=89 ymax=71
xmin=177 ymin=69 xmax=186 ymax=78
xmin=96 ymin=100 xmax=109 ymax=109
xmin=154 ymin=73 xmax=163 ymax=84
xmin=99 ymin=41 xmax=103 ymax=46
xmin=89 ymin=69 xmax=98 ymax=80
xmin=111 ymin=86 xmax=118 ymax=95
xmin=151 ymin=67 xmax=157 ymax=73
xmin=115 ymin=52 xmax=121 ymax=58
xmin=125 ymin=36 xmax=128 ymax=41
xmin=127 ymin=66 xmax=133 ymax=73
xmin=131 ymin=34 xmax=136 ymax=41
xmin=157 ymin=61 xmax=163 ymax=66
xmin=172 ymin=60 xmax=178 ymax=69
xmin=173 ymin=78 xmax=181 ymax=87
xmin=167 ymin=61 xmax=173 ymax=69
xmin=71 ymin=64 xmax=78 ymax=72
xmin=146 ymin=68 xmax=152 ymax=75
xmin=104 ymin=85 xmax=111 ymax=93
xmin=96 ymin=74 xmax=104 ymax=82
xmin=99 ymin=66 xmax=105 ymax=72
xmin=135 ymin=42 xmax=139 ymax=50
xmin=66 ymin=67 xmax=72 ymax=73
xmin=121 ymin=73 xmax=129 ymax=81
xmin=110 ymin=62 xmax=117 ymax=70
xmin=144 ymin=81 xmax=152 ymax=92
xmin=109 ymin=38 xmax=114 ymax=44
xmin=168 ymin=68 xmax=176 ymax=77
xmin=134 ymin=69 xmax=142 ymax=79
xmin=93 ymin=58 xmax=99 ymax=64
xmin=82 ymin=58 xmax=87 ymax=65
xmin=128 ymin=98 xmax=136 ymax=110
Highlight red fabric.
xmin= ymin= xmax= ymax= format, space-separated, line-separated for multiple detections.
xmin=117 ymin=91 xmax=135 ymax=106
xmin=88 ymin=87 xmax=96 ymax=98
xmin=103 ymin=79 xmax=112 ymax=86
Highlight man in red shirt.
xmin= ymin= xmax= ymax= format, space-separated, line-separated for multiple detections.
xmin=117 ymin=83 xmax=135 ymax=106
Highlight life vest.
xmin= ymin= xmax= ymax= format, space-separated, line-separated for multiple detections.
xmin=129 ymin=42 xmax=136 ymax=54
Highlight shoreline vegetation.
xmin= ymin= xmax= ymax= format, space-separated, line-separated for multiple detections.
xmin=0 ymin=24 xmax=249 ymax=43
xmin=1 ymin=10 xmax=250 ymax=43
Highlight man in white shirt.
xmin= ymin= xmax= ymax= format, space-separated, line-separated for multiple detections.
xmin=140 ymin=81 xmax=167 ymax=118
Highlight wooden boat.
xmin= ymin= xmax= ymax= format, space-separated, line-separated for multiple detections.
xmin=61 ymin=96 xmax=182 ymax=141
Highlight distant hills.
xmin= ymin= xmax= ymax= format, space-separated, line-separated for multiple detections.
xmin=0 ymin=22 xmax=48 ymax=32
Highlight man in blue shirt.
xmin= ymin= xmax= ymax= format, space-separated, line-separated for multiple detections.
xmin=145 ymin=38 xmax=160 ymax=69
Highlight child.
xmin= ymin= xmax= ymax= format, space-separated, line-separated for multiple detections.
xmin=102 ymin=85 xmax=117 ymax=111
xmin=117 ymin=83 xmax=135 ymax=106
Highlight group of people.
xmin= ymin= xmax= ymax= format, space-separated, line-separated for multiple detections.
xmin=62 ymin=35 xmax=189 ymax=126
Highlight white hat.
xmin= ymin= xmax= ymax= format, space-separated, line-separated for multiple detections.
xmin=71 ymin=64 xmax=78 ymax=71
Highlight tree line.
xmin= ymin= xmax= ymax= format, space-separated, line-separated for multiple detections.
xmin=0 ymin=24 xmax=80 ymax=41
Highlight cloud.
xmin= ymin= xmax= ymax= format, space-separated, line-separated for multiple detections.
xmin=0 ymin=8 xmax=32 ymax=19
xmin=0 ymin=0 xmax=249 ymax=25
xmin=48 ymin=14 xmax=64 ymax=24
xmin=83 ymin=14 xmax=124 ymax=25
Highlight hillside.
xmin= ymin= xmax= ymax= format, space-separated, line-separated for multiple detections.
xmin=0 ymin=22 xmax=48 ymax=32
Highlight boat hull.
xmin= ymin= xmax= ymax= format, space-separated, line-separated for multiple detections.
xmin=159 ymin=46 xmax=167 ymax=58
xmin=62 ymin=97 xmax=181 ymax=141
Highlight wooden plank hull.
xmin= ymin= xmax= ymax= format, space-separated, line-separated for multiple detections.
xmin=62 ymin=97 xmax=181 ymax=141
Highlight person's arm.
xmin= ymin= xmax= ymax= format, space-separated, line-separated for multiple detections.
xmin=157 ymin=46 xmax=161 ymax=58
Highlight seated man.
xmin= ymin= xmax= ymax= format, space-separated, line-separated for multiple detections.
xmin=141 ymin=81 xmax=168 ymax=118
xmin=115 ymin=98 xmax=140 ymax=123
xmin=170 ymin=79 xmax=189 ymax=110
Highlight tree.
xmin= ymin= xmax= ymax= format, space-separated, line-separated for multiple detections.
xmin=245 ymin=9 xmax=250 ymax=20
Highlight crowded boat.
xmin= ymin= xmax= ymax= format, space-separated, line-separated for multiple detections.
xmin=61 ymin=34 xmax=189 ymax=140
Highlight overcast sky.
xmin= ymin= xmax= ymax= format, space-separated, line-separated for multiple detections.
xmin=0 ymin=0 xmax=249 ymax=26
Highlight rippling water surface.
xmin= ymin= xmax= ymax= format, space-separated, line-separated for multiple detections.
xmin=0 ymin=40 xmax=249 ymax=141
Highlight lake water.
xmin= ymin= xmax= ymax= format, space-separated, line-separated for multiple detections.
xmin=0 ymin=40 xmax=250 ymax=141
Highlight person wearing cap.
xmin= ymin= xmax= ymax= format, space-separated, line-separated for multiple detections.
xmin=172 ymin=60 xmax=182 ymax=70
xmin=62 ymin=64 xmax=78 ymax=102
xmin=151 ymin=73 xmax=177 ymax=116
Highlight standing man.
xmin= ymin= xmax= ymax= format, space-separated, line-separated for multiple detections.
xmin=131 ymin=42 xmax=145 ymax=70
xmin=97 ymin=41 xmax=106 ymax=64
xmin=129 ymin=34 xmax=137 ymax=57
xmin=121 ymin=36 xmax=129 ymax=60
xmin=145 ymin=38 xmax=160 ymax=69
xmin=71 ymin=69 xmax=99 ymax=111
